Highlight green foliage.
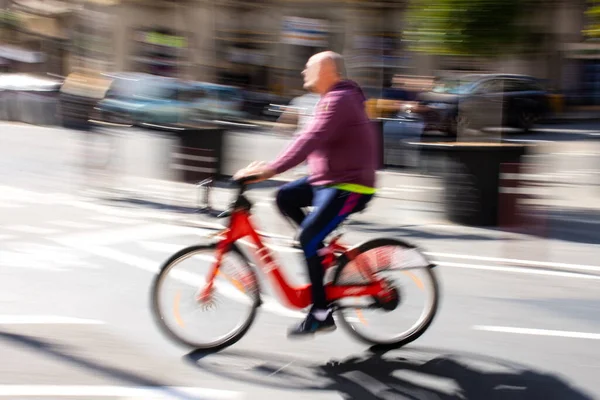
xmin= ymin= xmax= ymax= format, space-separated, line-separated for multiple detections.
xmin=0 ymin=10 xmax=20 ymax=28
xmin=584 ymin=1 xmax=600 ymax=39
xmin=404 ymin=0 xmax=534 ymax=57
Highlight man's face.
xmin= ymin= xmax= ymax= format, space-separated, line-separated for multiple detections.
xmin=302 ymin=56 xmax=321 ymax=92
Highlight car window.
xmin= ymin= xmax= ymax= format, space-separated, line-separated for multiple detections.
xmin=151 ymin=85 xmax=178 ymax=100
xmin=473 ymin=80 xmax=503 ymax=94
xmin=218 ymin=88 xmax=242 ymax=102
xmin=431 ymin=76 xmax=481 ymax=94
xmin=503 ymin=79 xmax=525 ymax=92
xmin=504 ymin=79 xmax=545 ymax=92
xmin=179 ymin=89 xmax=206 ymax=102
xmin=106 ymin=78 xmax=143 ymax=99
xmin=522 ymin=80 xmax=545 ymax=91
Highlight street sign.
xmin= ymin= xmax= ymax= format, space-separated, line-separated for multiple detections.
xmin=281 ymin=16 xmax=328 ymax=47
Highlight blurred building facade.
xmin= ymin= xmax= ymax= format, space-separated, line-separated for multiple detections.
xmin=0 ymin=0 xmax=599 ymax=104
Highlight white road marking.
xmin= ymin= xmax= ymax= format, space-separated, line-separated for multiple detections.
xmin=533 ymin=128 xmax=600 ymax=134
xmin=0 ymin=202 xmax=23 ymax=208
xmin=90 ymin=215 xmax=142 ymax=225
xmin=5 ymin=225 xmax=60 ymax=235
xmin=0 ymin=185 xmax=38 ymax=199
xmin=145 ymin=184 xmax=189 ymax=193
xmin=139 ymin=239 xmax=303 ymax=257
xmin=73 ymin=245 xmax=304 ymax=319
xmin=0 ymin=316 xmax=103 ymax=325
xmin=1 ymin=243 xmax=97 ymax=270
xmin=182 ymin=219 xmax=227 ymax=231
xmin=0 ymin=252 xmax=65 ymax=271
xmin=437 ymin=261 xmax=600 ymax=280
xmin=396 ymin=185 xmax=441 ymax=191
xmin=548 ymin=215 xmax=600 ymax=225
xmin=53 ymin=224 xmax=207 ymax=247
xmin=66 ymin=200 xmax=149 ymax=219
xmin=144 ymin=222 xmax=600 ymax=279
xmin=0 ymin=187 xmax=73 ymax=206
xmin=380 ymin=187 xmax=421 ymax=193
xmin=0 ymin=385 xmax=243 ymax=399
xmin=178 ymin=226 xmax=600 ymax=278
xmin=339 ymin=370 xmax=395 ymax=398
xmin=137 ymin=241 xmax=193 ymax=255
xmin=134 ymin=212 xmax=180 ymax=221
xmin=426 ymin=252 xmax=600 ymax=273
xmin=474 ymin=326 xmax=600 ymax=340
xmin=47 ymin=220 xmax=102 ymax=230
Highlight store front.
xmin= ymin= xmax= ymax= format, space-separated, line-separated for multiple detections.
xmin=278 ymin=16 xmax=330 ymax=95
xmin=214 ymin=29 xmax=275 ymax=90
xmin=0 ymin=6 xmax=69 ymax=75
xmin=347 ymin=32 xmax=405 ymax=92
xmin=562 ymin=42 xmax=600 ymax=106
xmin=70 ymin=5 xmax=115 ymax=73
xmin=130 ymin=27 xmax=188 ymax=77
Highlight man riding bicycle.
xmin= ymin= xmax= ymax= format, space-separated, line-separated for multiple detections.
xmin=234 ymin=51 xmax=378 ymax=337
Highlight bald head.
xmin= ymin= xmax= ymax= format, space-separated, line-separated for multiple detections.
xmin=318 ymin=51 xmax=346 ymax=77
xmin=302 ymin=51 xmax=345 ymax=95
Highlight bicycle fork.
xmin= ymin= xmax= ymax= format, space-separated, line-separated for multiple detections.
xmin=196 ymin=244 xmax=227 ymax=304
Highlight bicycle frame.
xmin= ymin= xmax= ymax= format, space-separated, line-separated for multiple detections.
xmin=200 ymin=208 xmax=386 ymax=310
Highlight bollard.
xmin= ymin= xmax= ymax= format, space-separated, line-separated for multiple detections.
xmin=518 ymin=164 xmax=549 ymax=238
xmin=498 ymin=162 xmax=548 ymax=237
xmin=170 ymin=146 xmax=218 ymax=214
xmin=498 ymin=163 xmax=522 ymax=228
xmin=499 ymin=162 xmax=550 ymax=265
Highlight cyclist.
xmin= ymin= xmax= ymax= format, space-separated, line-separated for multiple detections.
xmin=234 ymin=51 xmax=378 ymax=337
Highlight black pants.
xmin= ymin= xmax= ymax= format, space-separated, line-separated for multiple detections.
xmin=276 ymin=177 xmax=373 ymax=309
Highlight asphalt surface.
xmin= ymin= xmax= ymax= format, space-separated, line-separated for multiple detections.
xmin=0 ymin=122 xmax=600 ymax=399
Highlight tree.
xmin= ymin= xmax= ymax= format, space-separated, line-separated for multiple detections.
xmin=403 ymin=0 xmax=539 ymax=58
xmin=584 ymin=0 xmax=600 ymax=39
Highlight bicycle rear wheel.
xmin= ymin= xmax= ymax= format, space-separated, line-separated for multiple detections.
xmin=151 ymin=243 xmax=260 ymax=351
xmin=333 ymin=238 xmax=439 ymax=348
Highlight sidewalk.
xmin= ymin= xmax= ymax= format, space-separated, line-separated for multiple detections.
xmin=542 ymin=108 xmax=600 ymax=124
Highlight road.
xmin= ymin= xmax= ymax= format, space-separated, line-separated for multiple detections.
xmin=0 ymin=122 xmax=599 ymax=399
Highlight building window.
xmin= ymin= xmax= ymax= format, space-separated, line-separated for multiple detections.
xmin=131 ymin=27 xmax=188 ymax=77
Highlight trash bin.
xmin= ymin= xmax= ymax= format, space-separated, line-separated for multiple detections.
xmin=371 ymin=119 xmax=385 ymax=170
xmin=58 ymin=72 xmax=111 ymax=130
xmin=171 ymin=127 xmax=225 ymax=184
xmin=381 ymin=116 xmax=424 ymax=169
xmin=408 ymin=142 xmax=529 ymax=226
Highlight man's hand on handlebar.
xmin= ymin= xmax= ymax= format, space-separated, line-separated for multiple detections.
xmin=233 ymin=161 xmax=276 ymax=184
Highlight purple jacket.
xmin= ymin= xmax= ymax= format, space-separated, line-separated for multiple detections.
xmin=268 ymin=80 xmax=377 ymax=188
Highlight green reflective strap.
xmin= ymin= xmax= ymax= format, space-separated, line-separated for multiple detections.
xmin=331 ymin=183 xmax=377 ymax=195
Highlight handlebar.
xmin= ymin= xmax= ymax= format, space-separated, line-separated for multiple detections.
xmin=232 ymin=175 xmax=262 ymax=187
xmin=230 ymin=174 xmax=261 ymax=207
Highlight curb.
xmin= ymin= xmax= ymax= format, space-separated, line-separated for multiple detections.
xmin=539 ymin=116 xmax=600 ymax=125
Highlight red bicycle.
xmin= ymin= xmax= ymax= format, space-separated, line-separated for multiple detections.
xmin=151 ymin=176 xmax=440 ymax=352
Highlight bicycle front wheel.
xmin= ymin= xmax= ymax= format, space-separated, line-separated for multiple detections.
xmin=151 ymin=243 xmax=260 ymax=351
xmin=333 ymin=238 xmax=440 ymax=348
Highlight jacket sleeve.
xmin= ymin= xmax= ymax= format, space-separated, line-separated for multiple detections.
xmin=268 ymin=94 xmax=344 ymax=174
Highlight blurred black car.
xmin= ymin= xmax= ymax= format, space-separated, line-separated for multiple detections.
xmin=242 ymin=90 xmax=291 ymax=121
xmin=401 ymin=74 xmax=551 ymax=137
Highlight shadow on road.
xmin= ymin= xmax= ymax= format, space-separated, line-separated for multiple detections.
xmin=542 ymin=208 xmax=600 ymax=246
xmin=185 ymin=346 xmax=592 ymax=400
xmin=0 ymin=330 xmax=201 ymax=400
xmin=101 ymin=196 xmax=201 ymax=214
xmin=347 ymin=219 xmax=516 ymax=242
